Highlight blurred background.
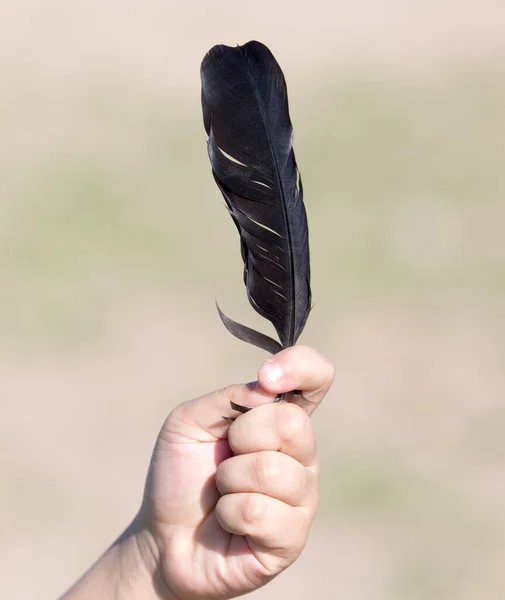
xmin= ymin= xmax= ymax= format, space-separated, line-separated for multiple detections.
xmin=1 ymin=1 xmax=505 ymax=598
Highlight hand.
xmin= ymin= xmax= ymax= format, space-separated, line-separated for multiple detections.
xmin=139 ymin=345 xmax=334 ymax=599
xmin=62 ymin=345 xmax=334 ymax=600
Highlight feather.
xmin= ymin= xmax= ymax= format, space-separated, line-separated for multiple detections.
xmin=200 ymin=41 xmax=311 ymax=406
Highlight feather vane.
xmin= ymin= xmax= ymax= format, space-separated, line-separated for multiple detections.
xmin=201 ymin=40 xmax=311 ymax=360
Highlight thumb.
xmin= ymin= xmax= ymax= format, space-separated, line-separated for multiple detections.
xmin=164 ymin=382 xmax=276 ymax=443
xmin=143 ymin=382 xmax=276 ymax=529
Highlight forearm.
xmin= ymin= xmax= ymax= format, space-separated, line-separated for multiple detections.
xmin=61 ymin=517 xmax=165 ymax=600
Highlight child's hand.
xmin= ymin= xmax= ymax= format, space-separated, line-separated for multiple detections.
xmin=62 ymin=346 xmax=334 ymax=600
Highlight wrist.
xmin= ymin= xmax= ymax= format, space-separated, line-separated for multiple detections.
xmin=115 ymin=513 xmax=174 ymax=600
xmin=61 ymin=513 xmax=174 ymax=600
xmin=115 ymin=517 xmax=156 ymax=598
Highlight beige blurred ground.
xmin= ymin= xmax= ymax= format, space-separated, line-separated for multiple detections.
xmin=1 ymin=1 xmax=505 ymax=598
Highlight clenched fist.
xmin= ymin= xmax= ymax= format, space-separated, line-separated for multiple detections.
xmin=62 ymin=346 xmax=334 ymax=600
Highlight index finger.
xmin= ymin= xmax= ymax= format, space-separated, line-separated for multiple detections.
xmin=227 ymin=401 xmax=318 ymax=467
xmin=164 ymin=346 xmax=334 ymax=443
xmin=227 ymin=347 xmax=335 ymax=466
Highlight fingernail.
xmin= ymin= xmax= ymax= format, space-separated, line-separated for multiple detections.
xmin=262 ymin=360 xmax=283 ymax=384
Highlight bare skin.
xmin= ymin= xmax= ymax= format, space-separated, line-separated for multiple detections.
xmin=62 ymin=346 xmax=335 ymax=600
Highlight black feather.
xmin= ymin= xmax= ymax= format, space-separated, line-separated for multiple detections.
xmin=201 ymin=41 xmax=311 ymax=368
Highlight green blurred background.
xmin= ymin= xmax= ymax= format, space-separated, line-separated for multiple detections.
xmin=1 ymin=1 xmax=504 ymax=598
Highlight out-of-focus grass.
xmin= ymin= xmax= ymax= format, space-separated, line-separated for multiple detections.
xmin=1 ymin=72 xmax=504 ymax=349
xmin=322 ymin=456 xmax=431 ymax=518
xmin=1 ymin=68 xmax=505 ymax=600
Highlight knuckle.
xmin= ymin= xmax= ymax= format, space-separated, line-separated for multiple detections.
xmin=166 ymin=400 xmax=188 ymax=423
xmin=214 ymin=462 xmax=228 ymax=493
xmin=221 ymin=384 xmax=240 ymax=404
xmin=214 ymin=496 xmax=235 ymax=533
xmin=278 ymin=403 xmax=308 ymax=442
xmin=312 ymin=489 xmax=320 ymax=515
xmin=323 ymin=356 xmax=336 ymax=386
xmin=255 ymin=452 xmax=281 ymax=491
xmin=242 ymin=493 xmax=267 ymax=526
xmin=293 ymin=516 xmax=310 ymax=552
xmin=278 ymin=346 xmax=299 ymax=370
xmin=278 ymin=346 xmax=335 ymax=390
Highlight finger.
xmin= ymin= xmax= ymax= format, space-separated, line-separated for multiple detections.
xmin=228 ymin=401 xmax=318 ymax=468
xmin=258 ymin=345 xmax=335 ymax=415
xmin=216 ymin=451 xmax=315 ymax=507
xmin=215 ymin=492 xmax=311 ymax=564
xmin=164 ymin=382 xmax=276 ymax=443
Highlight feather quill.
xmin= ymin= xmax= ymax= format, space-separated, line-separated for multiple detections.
xmin=200 ymin=41 xmax=311 ymax=407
